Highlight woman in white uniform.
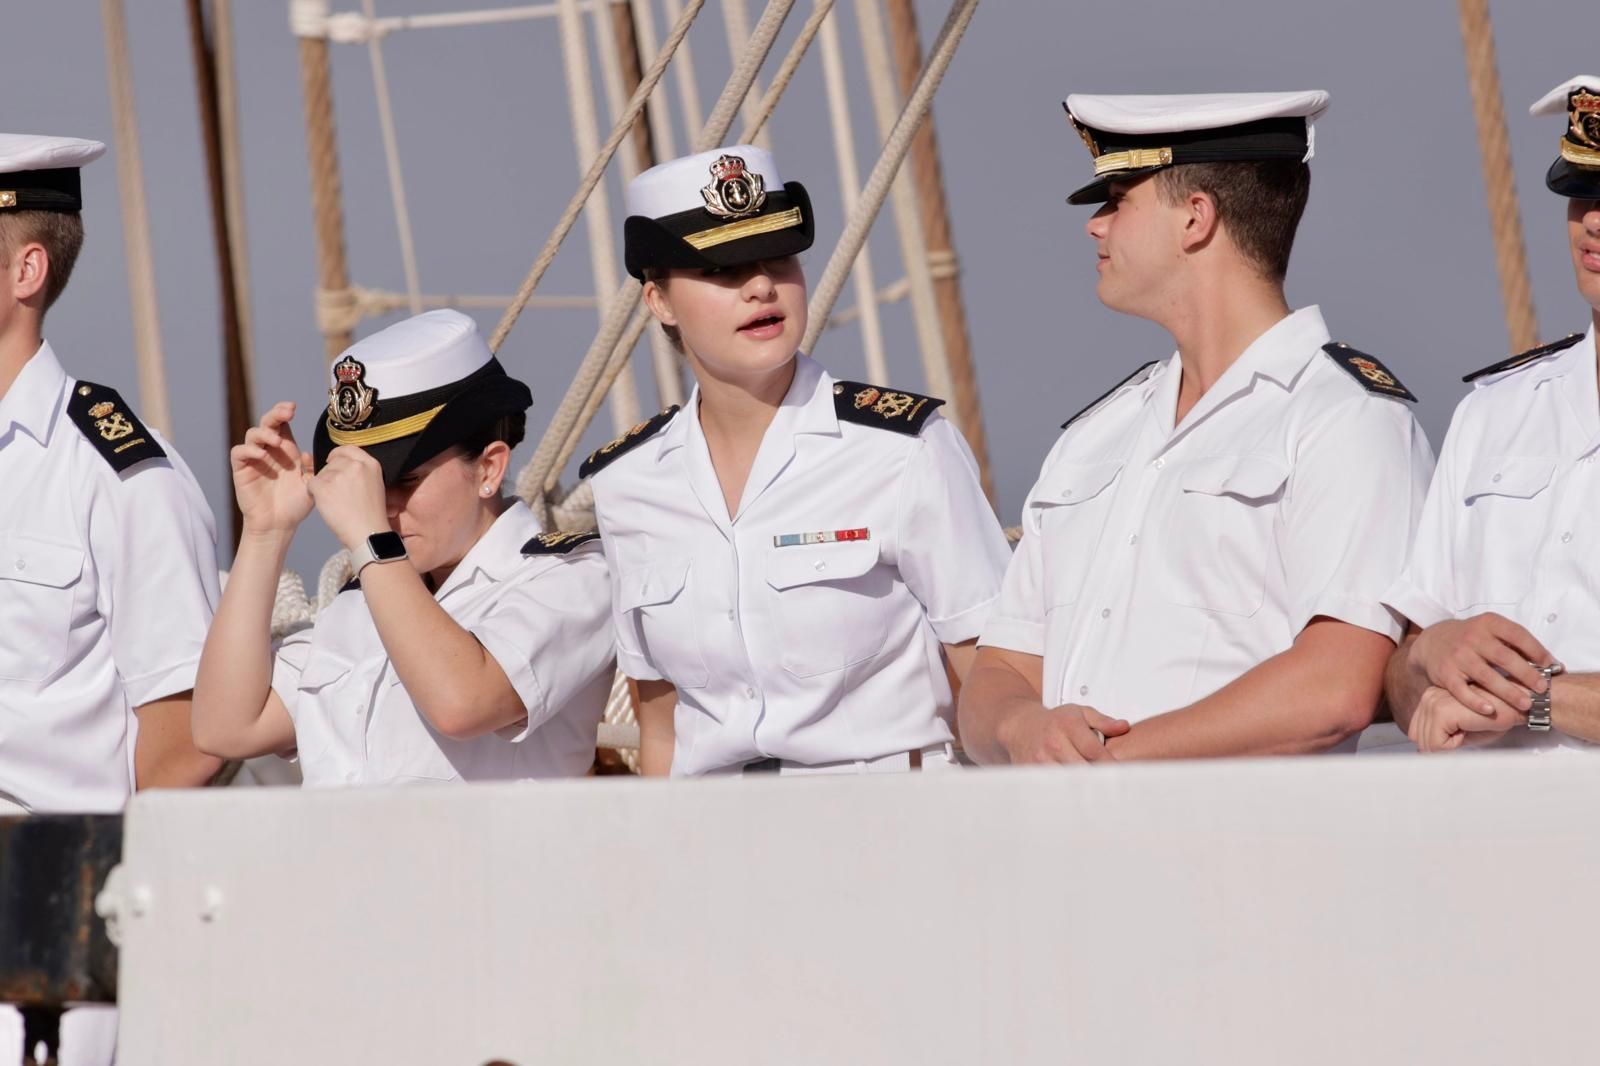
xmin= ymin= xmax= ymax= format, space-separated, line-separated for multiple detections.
xmin=585 ymin=145 xmax=1012 ymax=776
xmin=192 ymin=310 xmax=615 ymax=784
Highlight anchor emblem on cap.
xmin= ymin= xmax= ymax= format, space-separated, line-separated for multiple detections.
xmin=328 ymin=355 xmax=378 ymax=431
xmin=1570 ymin=89 xmax=1600 ymax=150
xmin=701 ymin=154 xmax=767 ymax=219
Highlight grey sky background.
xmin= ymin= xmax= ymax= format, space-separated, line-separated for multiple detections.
xmin=2 ymin=0 xmax=1592 ymax=581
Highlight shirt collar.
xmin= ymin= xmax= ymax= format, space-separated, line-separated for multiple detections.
xmin=433 ymin=499 xmax=542 ymax=601
xmin=0 ymin=340 xmax=67 ymax=446
xmin=655 ymin=352 xmax=837 ymax=462
xmin=1528 ymin=321 xmax=1598 ymax=388
xmin=1235 ymin=305 xmax=1330 ymax=391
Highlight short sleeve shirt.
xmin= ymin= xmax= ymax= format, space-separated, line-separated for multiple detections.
xmin=982 ymin=307 xmax=1433 ymax=736
xmin=1384 ymin=323 xmax=1600 ymax=754
xmin=590 ymin=354 xmax=1012 ymax=775
xmin=0 ymin=342 xmax=220 ymax=812
xmin=269 ymin=501 xmax=615 ymax=785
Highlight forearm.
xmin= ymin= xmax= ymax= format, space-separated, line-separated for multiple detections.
xmin=1551 ymin=673 xmax=1600 ymax=743
xmin=360 ymin=561 xmax=522 ymax=737
xmin=633 ymin=679 xmax=677 ymax=777
xmin=956 ymin=651 xmax=1047 ymax=765
xmin=192 ymin=530 xmax=292 ymax=756
xmin=1109 ymin=623 xmax=1388 ymax=759
xmin=1381 ymin=629 xmax=1428 ymax=734
xmin=134 ymin=693 xmax=223 ymax=788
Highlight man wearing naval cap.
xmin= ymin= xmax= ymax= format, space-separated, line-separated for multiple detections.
xmin=1383 ymin=76 xmax=1600 ymax=754
xmin=960 ymin=92 xmax=1434 ymax=764
xmin=0 ymin=135 xmax=222 ymax=1061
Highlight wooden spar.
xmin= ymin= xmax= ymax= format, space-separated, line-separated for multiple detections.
xmin=882 ymin=0 xmax=992 ymax=502
xmin=294 ymin=4 xmax=356 ymax=362
xmin=184 ymin=0 xmax=251 ymax=547
xmin=1456 ymin=0 xmax=1538 ymax=352
xmin=609 ymin=1 xmax=657 ymax=170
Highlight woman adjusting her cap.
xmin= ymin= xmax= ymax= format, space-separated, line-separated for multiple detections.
xmin=587 ymin=145 xmax=1012 ymax=776
xmin=191 ymin=310 xmax=615 ymax=784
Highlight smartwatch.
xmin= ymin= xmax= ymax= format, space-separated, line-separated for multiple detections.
xmin=1527 ymin=662 xmax=1564 ymax=732
xmin=349 ymin=531 xmax=407 ymax=575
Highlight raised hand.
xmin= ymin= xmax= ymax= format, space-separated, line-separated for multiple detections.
xmin=231 ymin=402 xmax=313 ymax=536
xmin=309 ymin=444 xmax=390 ymax=552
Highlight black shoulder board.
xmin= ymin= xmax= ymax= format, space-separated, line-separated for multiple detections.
xmin=578 ymin=405 xmax=679 ymax=480
xmin=66 ymin=381 xmax=168 ymax=472
xmin=1061 ymin=361 xmax=1158 ymax=431
xmin=339 ymin=576 xmax=361 ymax=595
xmin=832 ymin=381 xmax=945 ymax=435
xmin=1462 ymin=332 xmax=1585 ymax=384
xmin=521 ymin=530 xmax=601 ymax=556
xmin=1322 ymin=343 xmax=1417 ymax=402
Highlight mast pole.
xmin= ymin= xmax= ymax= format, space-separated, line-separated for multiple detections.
xmin=882 ymin=0 xmax=992 ymax=501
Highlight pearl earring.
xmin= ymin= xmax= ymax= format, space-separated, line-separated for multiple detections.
xmin=481 ymin=484 xmax=493 ymax=497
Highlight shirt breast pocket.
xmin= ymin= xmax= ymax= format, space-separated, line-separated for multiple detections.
xmin=0 ymin=534 xmax=85 ymax=682
xmin=765 ymin=540 xmax=892 ymax=677
xmin=1028 ymin=460 xmax=1123 ymax=608
xmin=1455 ymin=456 xmax=1557 ymax=608
xmin=619 ymin=558 xmax=708 ymax=688
xmin=1162 ymin=454 xmax=1288 ymax=617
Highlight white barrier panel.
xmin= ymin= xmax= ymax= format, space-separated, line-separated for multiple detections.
xmin=111 ymin=757 xmax=1597 ymax=1065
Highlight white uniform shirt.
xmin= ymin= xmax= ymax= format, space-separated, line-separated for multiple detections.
xmin=1385 ymin=323 xmax=1600 ymax=754
xmin=270 ymin=501 xmax=615 ymax=784
xmin=982 ymin=307 xmax=1433 ymax=739
xmin=0 ymin=341 xmax=220 ymax=812
xmin=591 ymin=354 xmax=1011 ymax=775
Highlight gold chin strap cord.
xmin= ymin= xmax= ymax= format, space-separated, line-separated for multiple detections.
xmin=683 ymin=206 xmax=804 ymax=250
xmin=326 ymin=403 xmax=445 ymax=446
xmin=1092 ymin=146 xmax=1174 ymax=177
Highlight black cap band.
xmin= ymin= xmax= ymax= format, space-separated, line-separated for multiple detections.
xmin=0 ymin=167 xmax=84 ymax=212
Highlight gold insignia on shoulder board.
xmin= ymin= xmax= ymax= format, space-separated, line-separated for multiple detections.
xmin=95 ymin=412 xmax=135 ymax=441
xmin=1350 ymin=357 xmax=1397 ymax=388
xmin=853 ymin=387 xmax=881 ymax=410
xmin=88 ymin=401 xmax=115 ymax=419
xmin=873 ymin=391 xmax=916 ymax=419
xmin=328 ymin=355 xmax=378 ymax=431
xmin=701 ymin=154 xmax=767 ymax=220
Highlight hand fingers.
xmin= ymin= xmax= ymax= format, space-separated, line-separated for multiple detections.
xmin=1083 ymin=707 xmax=1131 ymax=737
xmin=258 ymin=401 xmax=296 ymax=432
xmin=1456 ymin=661 xmax=1532 ymax=716
xmin=1479 ymin=638 xmax=1546 ymax=695
xmin=1484 ymin=614 xmax=1554 ymax=669
xmin=230 ymin=443 xmax=269 ymax=468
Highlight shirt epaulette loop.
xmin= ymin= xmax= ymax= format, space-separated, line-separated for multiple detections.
xmin=521 ymin=530 xmax=601 ymax=556
xmin=1060 ymin=360 xmax=1158 ymax=430
xmin=578 ymin=405 xmax=680 ymax=480
xmin=1322 ymin=343 xmax=1417 ymax=402
xmin=831 ymin=381 xmax=945 ymax=435
xmin=65 ymin=381 xmax=167 ymax=472
xmin=1462 ymin=332 xmax=1585 ymax=384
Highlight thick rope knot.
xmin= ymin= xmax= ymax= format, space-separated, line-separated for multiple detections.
xmin=314 ymin=284 xmax=397 ymax=337
xmin=270 ymin=569 xmax=317 ymax=640
xmin=288 ymin=0 xmax=333 ymax=38
xmin=926 ymin=248 xmax=960 ymax=280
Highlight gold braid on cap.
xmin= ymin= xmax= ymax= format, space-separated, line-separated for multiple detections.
xmin=327 ymin=404 xmax=446 ymax=446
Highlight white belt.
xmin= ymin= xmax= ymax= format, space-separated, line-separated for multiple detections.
xmin=742 ymin=742 xmax=957 ymax=777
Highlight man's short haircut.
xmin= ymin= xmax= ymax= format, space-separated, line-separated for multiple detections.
xmin=1153 ymin=160 xmax=1310 ymax=283
xmin=0 ymin=209 xmax=85 ymax=312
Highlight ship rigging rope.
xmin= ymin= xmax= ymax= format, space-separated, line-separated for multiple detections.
xmin=1455 ymin=0 xmax=1538 ymax=352
xmin=801 ymin=0 xmax=980 ymax=356
xmin=101 ymin=0 xmax=174 ymax=437
xmin=360 ymin=0 xmax=425 ymax=314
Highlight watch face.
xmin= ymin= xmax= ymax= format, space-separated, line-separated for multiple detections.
xmin=367 ymin=531 xmax=407 ymax=561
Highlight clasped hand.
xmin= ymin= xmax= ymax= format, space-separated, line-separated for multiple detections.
xmin=1405 ymin=613 xmax=1557 ymax=750
xmin=230 ymin=403 xmax=389 ymax=549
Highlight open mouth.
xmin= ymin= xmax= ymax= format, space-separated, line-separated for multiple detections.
xmin=738 ymin=313 xmax=786 ymax=336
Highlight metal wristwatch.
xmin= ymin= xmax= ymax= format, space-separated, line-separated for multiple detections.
xmin=1527 ymin=662 xmax=1564 ymax=732
xmin=349 ymin=531 xmax=407 ymax=575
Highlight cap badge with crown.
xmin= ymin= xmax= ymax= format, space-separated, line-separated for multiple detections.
xmin=701 ymin=153 xmax=766 ymax=219
xmin=328 ymin=355 xmax=378 ymax=432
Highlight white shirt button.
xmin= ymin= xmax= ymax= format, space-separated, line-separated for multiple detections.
xmin=726 ymin=609 xmax=735 ymax=621
xmin=1061 ymin=488 xmax=1074 ymax=499
xmin=813 ymin=560 xmax=826 ymax=572
xmin=744 ymin=686 xmax=756 ymax=699
xmin=1100 ymin=608 xmax=1111 ymax=619
xmin=1561 ymin=531 xmax=1573 ymax=544
xmin=1547 ymin=612 xmax=1558 ymax=624
xmin=1127 ymin=534 xmax=1138 ymax=546
xmin=1492 ymin=473 xmax=1503 ymax=483
xmin=12 ymin=559 xmax=23 ymax=572
xmin=1078 ymin=685 xmax=1089 ymax=697
xmin=1152 ymin=458 xmax=1165 ymax=470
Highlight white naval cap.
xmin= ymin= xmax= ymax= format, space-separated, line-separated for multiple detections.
xmin=1529 ymin=75 xmax=1600 ymax=199
xmin=622 ymin=143 xmax=814 ymax=280
xmin=1061 ymin=91 xmax=1330 ymax=205
xmin=314 ymin=309 xmax=532 ymax=482
xmin=0 ymin=134 xmax=107 ymax=212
